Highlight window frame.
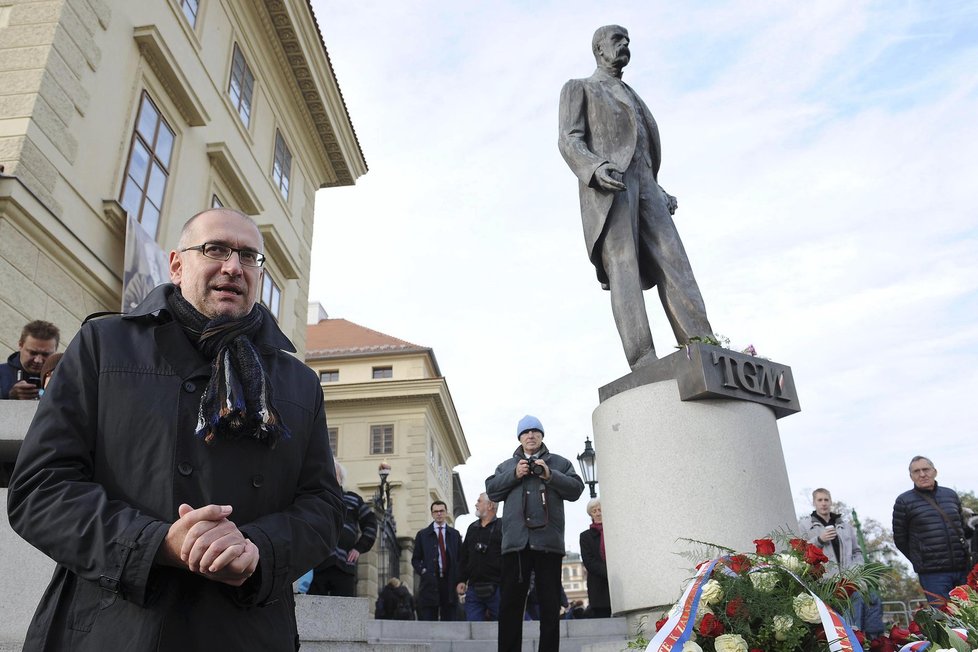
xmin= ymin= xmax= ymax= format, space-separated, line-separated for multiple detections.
xmin=259 ymin=269 xmax=282 ymax=320
xmin=272 ymin=129 xmax=292 ymax=201
xmin=119 ymin=91 xmax=175 ymax=238
xmin=370 ymin=424 xmax=394 ymax=455
xmin=327 ymin=427 xmax=338 ymax=457
xmin=179 ymin=0 xmax=199 ymax=27
xmin=228 ymin=43 xmax=255 ymax=128
xmin=319 ymin=370 xmax=339 ymax=383
xmin=372 ymin=366 xmax=393 ymax=380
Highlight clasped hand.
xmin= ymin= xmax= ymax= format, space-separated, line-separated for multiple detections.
xmin=158 ymin=503 xmax=259 ymax=587
xmin=515 ymin=459 xmax=551 ymax=481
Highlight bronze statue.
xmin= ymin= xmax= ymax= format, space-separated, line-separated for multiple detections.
xmin=559 ymin=25 xmax=713 ymax=370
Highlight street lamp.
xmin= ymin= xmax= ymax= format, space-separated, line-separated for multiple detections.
xmin=377 ymin=460 xmax=392 ymax=512
xmin=577 ymin=437 xmax=598 ymax=499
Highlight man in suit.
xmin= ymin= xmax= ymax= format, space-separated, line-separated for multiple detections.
xmin=411 ymin=500 xmax=462 ymax=620
xmin=559 ymin=25 xmax=713 ymax=370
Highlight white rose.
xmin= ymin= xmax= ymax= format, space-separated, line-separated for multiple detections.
xmin=682 ymin=640 xmax=704 ymax=652
xmin=792 ymin=593 xmax=822 ymax=624
xmin=777 ymin=553 xmax=804 ymax=573
xmin=749 ymin=571 xmax=778 ymax=592
xmin=695 ymin=603 xmax=713 ymax=623
xmin=772 ymin=615 xmax=794 ymax=640
xmin=714 ymin=634 xmax=748 ymax=652
xmin=700 ymin=579 xmax=724 ymax=606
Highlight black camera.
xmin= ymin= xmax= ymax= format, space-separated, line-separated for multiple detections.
xmin=529 ymin=461 xmax=545 ymax=477
xmin=475 ymin=542 xmax=488 ymax=554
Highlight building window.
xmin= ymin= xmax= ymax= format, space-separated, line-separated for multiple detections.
xmin=260 ymin=271 xmax=281 ymax=319
xmin=320 ymin=370 xmax=339 ymax=383
xmin=120 ymin=92 xmax=174 ymax=238
xmin=179 ymin=0 xmax=199 ymax=27
xmin=370 ymin=425 xmax=394 ymax=455
xmin=372 ymin=366 xmax=393 ymax=379
xmin=272 ymin=130 xmax=292 ymax=200
xmin=327 ymin=427 xmax=338 ymax=456
xmin=211 ymin=194 xmax=223 ymax=208
xmin=228 ymin=44 xmax=255 ymax=127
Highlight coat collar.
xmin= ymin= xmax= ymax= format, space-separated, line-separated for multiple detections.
xmin=513 ymin=443 xmax=550 ymax=459
xmin=123 ymin=283 xmax=297 ymax=380
xmin=124 ymin=283 xmax=296 ymax=353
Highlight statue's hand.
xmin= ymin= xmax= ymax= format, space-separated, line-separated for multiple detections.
xmin=593 ymin=164 xmax=627 ymax=192
xmin=665 ymin=192 xmax=678 ymax=215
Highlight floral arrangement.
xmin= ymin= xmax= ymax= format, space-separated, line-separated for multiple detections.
xmin=641 ymin=534 xmax=888 ymax=652
xmin=869 ymin=564 xmax=978 ymax=652
xmin=682 ymin=333 xmax=761 ymax=358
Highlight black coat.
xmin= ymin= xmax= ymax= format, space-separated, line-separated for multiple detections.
xmin=457 ymin=517 xmax=502 ymax=585
xmin=411 ymin=522 xmax=461 ymax=607
xmin=892 ymin=483 xmax=971 ymax=574
xmin=580 ymin=526 xmax=610 ymax=610
xmin=6 ymin=285 xmax=344 ymax=651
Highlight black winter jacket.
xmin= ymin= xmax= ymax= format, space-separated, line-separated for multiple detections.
xmin=580 ymin=526 xmax=610 ymax=610
xmin=892 ymin=483 xmax=971 ymax=574
xmin=6 ymin=285 xmax=343 ymax=651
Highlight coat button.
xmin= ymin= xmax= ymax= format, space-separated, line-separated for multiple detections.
xmin=178 ymin=462 xmax=193 ymax=476
xmin=252 ymin=474 xmax=264 ymax=488
xmin=183 ymin=381 xmax=196 ymax=393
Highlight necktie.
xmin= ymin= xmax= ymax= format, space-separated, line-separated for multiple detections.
xmin=437 ymin=526 xmax=447 ymax=577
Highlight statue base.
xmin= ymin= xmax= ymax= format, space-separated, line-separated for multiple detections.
xmin=593 ymin=376 xmax=797 ymax=618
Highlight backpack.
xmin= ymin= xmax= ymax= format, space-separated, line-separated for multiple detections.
xmin=394 ymin=589 xmax=415 ymax=620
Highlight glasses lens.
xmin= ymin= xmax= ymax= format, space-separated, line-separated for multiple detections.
xmin=239 ymin=251 xmax=263 ymax=267
xmin=203 ymin=244 xmax=231 ymax=260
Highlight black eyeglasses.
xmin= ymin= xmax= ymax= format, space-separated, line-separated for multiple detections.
xmin=181 ymin=242 xmax=266 ymax=268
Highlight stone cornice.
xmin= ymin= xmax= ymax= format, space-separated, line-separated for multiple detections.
xmin=259 ymin=0 xmax=366 ymax=187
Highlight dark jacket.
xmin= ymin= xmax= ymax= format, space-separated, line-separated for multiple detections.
xmin=457 ymin=517 xmax=502 ymax=586
xmin=377 ymin=583 xmax=415 ymax=620
xmin=317 ymin=490 xmax=377 ymax=575
xmin=580 ymin=526 xmax=610 ymax=610
xmin=892 ymin=483 xmax=971 ymax=574
xmin=6 ymin=285 xmax=344 ymax=651
xmin=1 ymin=350 xmax=25 ymax=399
xmin=486 ymin=444 xmax=585 ymax=555
xmin=411 ymin=522 xmax=462 ymax=607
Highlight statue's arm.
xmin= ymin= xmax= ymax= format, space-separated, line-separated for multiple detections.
xmin=558 ymin=80 xmax=607 ymax=186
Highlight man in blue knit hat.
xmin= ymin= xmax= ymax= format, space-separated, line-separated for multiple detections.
xmin=486 ymin=415 xmax=584 ymax=651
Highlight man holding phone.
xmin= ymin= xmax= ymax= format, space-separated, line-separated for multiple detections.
xmin=1 ymin=320 xmax=59 ymax=400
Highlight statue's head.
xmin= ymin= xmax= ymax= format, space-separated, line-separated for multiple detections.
xmin=592 ymin=25 xmax=630 ymax=70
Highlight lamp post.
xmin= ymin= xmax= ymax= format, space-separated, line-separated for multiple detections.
xmin=377 ymin=460 xmax=392 ymax=513
xmin=577 ymin=437 xmax=598 ymax=499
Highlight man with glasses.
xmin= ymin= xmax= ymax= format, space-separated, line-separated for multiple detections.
xmin=8 ymin=208 xmax=343 ymax=650
xmin=892 ymin=455 xmax=973 ymax=604
xmin=1 ymin=320 xmax=60 ymax=400
xmin=487 ymin=415 xmax=584 ymax=651
xmin=412 ymin=500 xmax=462 ymax=621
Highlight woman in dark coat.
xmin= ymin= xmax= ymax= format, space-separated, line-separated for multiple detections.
xmin=579 ymin=498 xmax=611 ymax=618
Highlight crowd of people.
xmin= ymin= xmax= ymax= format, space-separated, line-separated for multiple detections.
xmin=2 ymin=210 xmax=974 ymax=652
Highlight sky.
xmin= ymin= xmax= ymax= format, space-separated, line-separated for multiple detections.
xmin=306 ymin=1 xmax=978 ymax=555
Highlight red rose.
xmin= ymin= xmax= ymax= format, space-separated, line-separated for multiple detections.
xmin=698 ymin=613 xmax=725 ymax=637
xmin=889 ymin=625 xmax=910 ymax=645
xmin=815 ymin=626 xmax=827 ymax=641
xmin=727 ymin=554 xmax=752 ymax=574
xmin=725 ymin=597 xmax=749 ymax=619
xmin=804 ymin=544 xmax=829 ymax=566
xmin=655 ymin=617 xmax=668 ymax=632
xmin=789 ymin=538 xmax=807 ymax=553
xmin=872 ymin=636 xmax=895 ymax=652
xmin=949 ymin=585 xmax=971 ymax=602
xmin=834 ymin=579 xmax=858 ymax=599
xmin=907 ymin=621 xmax=921 ymax=635
xmin=808 ymin=563 xmax=826 ymax=579
xmin=968 ymin=563 xmax=978 ymax=590
xmin=853 ymin=630 xmax=866 ymax=645
xmin=754 ymin=538 xmax=776 ymax=555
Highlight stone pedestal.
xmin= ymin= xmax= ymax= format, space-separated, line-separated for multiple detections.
xmin=593 ymin=377 xmax=797 ymax=623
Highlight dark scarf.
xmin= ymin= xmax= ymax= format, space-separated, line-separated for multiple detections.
xmin=812 ymin=511 xmax=841 ymax=562
xmin=167 ymin=287 xmax=289 ymax=447
xmin=590 ymin=522 xmax=606 ymax=560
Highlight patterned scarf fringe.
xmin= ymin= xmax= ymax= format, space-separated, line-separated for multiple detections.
xmin=166 ymin=286 xmax=290 ymax=448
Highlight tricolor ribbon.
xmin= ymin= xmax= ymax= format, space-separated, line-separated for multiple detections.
xmin=645 ymin=559 xmax=720 ymax=652
xmin=897 ymin=642 xmax=930 ymax=652
xmin=646 ymin=556 xmax=863 ymax=652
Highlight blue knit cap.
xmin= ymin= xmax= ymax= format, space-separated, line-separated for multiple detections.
xmin=517 ymin=415 xmax=544 ymax=438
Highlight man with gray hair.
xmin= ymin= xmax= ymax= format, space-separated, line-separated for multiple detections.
xmin=559 ymin=25 xmax=713 ymax=370
xmin=456 ymin=493 xmax=502 ymax=621
xmin=892 ymin=455 xmax=972 ymax=604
